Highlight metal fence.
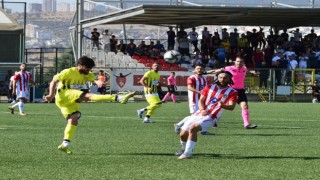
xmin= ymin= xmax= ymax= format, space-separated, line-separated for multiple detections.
xmin=25 ymin=48 xmax=74 ymax=84
xmin=22 ymin=47 xmax=320 ymax=102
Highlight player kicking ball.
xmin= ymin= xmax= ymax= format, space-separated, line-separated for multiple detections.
xmin=45 ymin=56 xmax=135 ymax=155
xmin=176 ymin=71 xmax=238 ymax=159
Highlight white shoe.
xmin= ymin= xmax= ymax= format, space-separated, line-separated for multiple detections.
xmin=178 ymin=153 xmax=192 ymax=159
xmin=174 ymin=123 xmax=181 ymax=134
xmin=175 ymin=149 xmax=184 ymax=156
xmin=143 ymin=117 xmax=153 ymax=123
xmin=11 ymin=100 xmax=16 ymax=104
xmin=137 ymin=109 xmax=144 ymax=118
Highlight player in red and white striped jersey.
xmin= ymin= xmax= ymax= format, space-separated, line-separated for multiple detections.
xmin=174 ymin=64 xmax=211 ymax=134
xmin=9 ymin=63 xmax=37 ymax=116
xmin=176 ymin=71 xmax=238 ymax=159
xmin=187 ymin=67 xmax=208 ymax=114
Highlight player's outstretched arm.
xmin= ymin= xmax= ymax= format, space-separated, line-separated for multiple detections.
xmin=205 ymin=68 xmax=224 ymax=75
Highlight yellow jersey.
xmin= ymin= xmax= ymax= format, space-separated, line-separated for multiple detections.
xmin=55 ymin=67 xmax=96 ymax=90
xmin=143 ymin=70 xmax=160 ymax=94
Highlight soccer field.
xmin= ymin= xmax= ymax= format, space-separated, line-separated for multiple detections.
xmin=1 ymin=102 xmax=320 ymax=179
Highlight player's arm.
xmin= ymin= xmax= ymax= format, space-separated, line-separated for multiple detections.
xmin=139 ymin=76 xmax=152 ymax=93
xmin=12 ymin=80 xmax=17 ymax=95
xmin=248 ymin=70 xmax=260 ymax=76
xmin=217 ymin=100 xmax=237 ymax=110
xmin=9 ymin=79 xmax=13 ymax=90
xmin=29 ymin=79 xmax=38 ymax=88
xmin=206 ymin=68 xmax=224 ymax=75
xmin=45 ymin=76 xmax=59 ymax=102
xmin=198 ymin=94 xmax=208 ymax=116
xmin=187 ymin=84 xmax=200 ymax=94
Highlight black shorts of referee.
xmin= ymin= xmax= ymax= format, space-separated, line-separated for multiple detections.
xmin=235 ymin=89 xmax=247 ymax=104
xmin=167 ymin=85 xmax=176 ymax=93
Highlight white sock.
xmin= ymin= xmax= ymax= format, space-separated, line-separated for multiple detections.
xmin=18 ymin=102 xmax=24 ymax=113
xmin=117 ymin=95 xmax=122 ymax=102
xmin=184 ymin=140 xmax=196 ymax=154
xmin=180 ymin=140 xmax=186 ymax=150
xmin=11 ymin=101 xmax=20 ymax=109
xmin=62 ymin=140 xmax=70 ymax=147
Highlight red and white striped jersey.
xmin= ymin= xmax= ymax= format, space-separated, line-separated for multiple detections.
xmin=196 ymin=84 xmax=238 ymax=119
xmin=14 ymin=71 xmax=32 ymax=92
xmin=187 ymin=74 xmax=207 ymax=105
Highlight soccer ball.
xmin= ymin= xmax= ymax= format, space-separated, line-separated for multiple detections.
xmin=164 ymin=50 xmax=181 ymax=64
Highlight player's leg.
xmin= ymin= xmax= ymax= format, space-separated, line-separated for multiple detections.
xmin=18 ymin=98 xmax=28 ymax=116
xmin=10 ymin=90 xmax=28 ymax=115
xmin=175 ymin=116 xmax=195 ymax=156
xmin=56 ymin=92 xmax=81 ymax=154
xmin=179 ymin=117 xmax=215 ymax=159
xmin=176 ymin=103 xmax=196 ymax=126
xmin=171 ymin=87 xmax=177 ymax=103
xmin=240 ymin=100 xmax=257 ymax=129
xmin=161 ymin=92 xmax=171 ymax=102
xmin=58 ymin=109 xmax=80 ymax=155
xmin=67 ymin=89 xmax=135 ymax=104
xmin=179 ymin=122 xmax=201 ymax=159
xmin=142 ymin=94 xmax=162 ymax=123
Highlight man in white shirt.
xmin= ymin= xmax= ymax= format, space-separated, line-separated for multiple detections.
xmin=188 ymin=27 xmax=199 ymax=52
xmin=102 ymin=29 xmax=111 ymax=52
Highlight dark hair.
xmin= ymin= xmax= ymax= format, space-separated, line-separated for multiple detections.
xmin=195 ymin=64 xmax=205 ymax=68
xmin=77 ymin=56 xmax=95 ymax=69
xmin=216 ymin=71 xmax=234 ymax=85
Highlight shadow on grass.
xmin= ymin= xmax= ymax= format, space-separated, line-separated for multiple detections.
xmin=125 ymin=153 xmax=320 ymax=160
xmin=194 ymin=153 xmax=320 ymax=160
xmin=222 ymin=133 xmax=307 ymax=137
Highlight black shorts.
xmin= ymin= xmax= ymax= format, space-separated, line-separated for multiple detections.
xmin=97 ymin=87 xmax=106 ymax=93
xmin=167 ymin=85 xmax=176 ymax=93
xmin=235 ymin=89 xmax=247 ymax=104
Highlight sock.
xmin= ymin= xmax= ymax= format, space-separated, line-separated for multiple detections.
xmin=242 ymin=108 xmax=250 ymax=127
xmin=18 ymin=102 xmax=24 ymax=113
xmin=184 ymin=140 xmax=196 ymax=154
xmin=171 ymin=94 xmax=176 ymax=102
xmin=62 ymin=140 xmax=70 ymax=147
xmin=162 ymin=93 xmax=170 ymax=102
xmin=63 ymin=124 xmax=77 ymax=142
xmin=12 ymin=101 xmax=20 ymax=109
xmin=180 ymin=140 xmax=186 ymax=150
xmin=90 ymin=94 xmax=116 ymax=102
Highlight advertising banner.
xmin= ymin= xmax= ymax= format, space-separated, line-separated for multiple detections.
xmin=111 ymin=70 xmax=215 ymax=92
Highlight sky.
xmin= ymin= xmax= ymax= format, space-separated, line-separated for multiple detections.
xmin=1 ymin=0 xmax=76 ymax=12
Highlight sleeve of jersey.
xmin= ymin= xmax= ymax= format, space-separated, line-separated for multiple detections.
xmin=87 ymin=73 xmax=96 ymax=82
xmin=54 ymin=69 xmax=69 ymax=81
xmin=13 ymin=74 xmax=20 ymax=81
xmin=200 ymin=85 xmax=210 ymax=96
xmin=229 ymin=90 xmax=239 ymax=102
xmin=144 ymin=71 xmax=150 ymax=78
xmin=186 ymin=77 xmax=193 ymax=85
xmin=224 ymin=66 xmax=231 ymax=72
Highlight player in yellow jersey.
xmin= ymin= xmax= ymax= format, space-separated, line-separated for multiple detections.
xmin=45 ymin=56 xmax=135 ymax=154
xmin=136 ymin=62 xmax=162 ymax=123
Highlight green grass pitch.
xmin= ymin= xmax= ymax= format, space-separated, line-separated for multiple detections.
xmin=0 ymin=102 xmax=320 ymax=179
